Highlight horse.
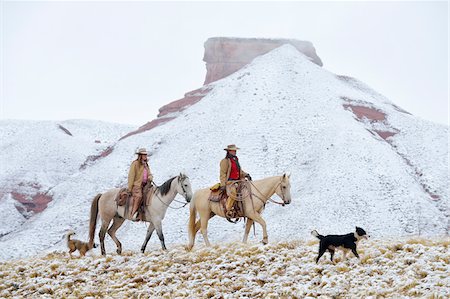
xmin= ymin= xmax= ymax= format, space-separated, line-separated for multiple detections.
xmin=89 ymin=173 xmax=193 ymax=255
xmin=187 ymin=174 xmax=292 ymax=250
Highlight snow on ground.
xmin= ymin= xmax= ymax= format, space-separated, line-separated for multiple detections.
xmin=0 ymin=119 xmax=135 ymax=239
xmin=0 ymin=45 xmax=448 ymax=261
xmin=0 ymin=119 xmax=135 ymax=191
xmin=0 ymin=237 xmax=448 ymax=298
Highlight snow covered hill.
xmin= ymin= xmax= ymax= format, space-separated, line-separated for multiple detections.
xmin=0 ymin=120 xmax=135 ymax=238
xmin=0 ymin=45 xmax=448 ymax=260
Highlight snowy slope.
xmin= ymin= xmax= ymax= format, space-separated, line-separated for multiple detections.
xmin=0 ymin=45 xmax=447 ymax=260
xmin=0 ymin=120 xmax=135 ymax=237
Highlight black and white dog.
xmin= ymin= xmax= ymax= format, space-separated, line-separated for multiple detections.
xmin=311 ymin=227 xmax=369 ymax=263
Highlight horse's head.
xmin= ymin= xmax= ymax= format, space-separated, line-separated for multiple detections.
xmin=176 ymin=173 xmax=193 ymax=202
xmin=275 ymin=173 xmax=292 ymax=205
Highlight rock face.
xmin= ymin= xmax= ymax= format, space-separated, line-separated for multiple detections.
xmin=120 ymin=37 xmax=323 ymax=138
xmin=203 ymin=37 xmax=323 ymax=84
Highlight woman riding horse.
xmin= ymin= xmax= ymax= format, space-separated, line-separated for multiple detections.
xmin=89 ymin=173 xmax=193 ymax=255
xmin=128 ymin=148 xmax=153 ymax=221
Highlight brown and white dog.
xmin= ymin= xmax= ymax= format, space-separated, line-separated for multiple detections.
xmin=66 ymin=231 xmax=96 ymax=257
xmin=311 ymin=226 xmax=369 ymax=263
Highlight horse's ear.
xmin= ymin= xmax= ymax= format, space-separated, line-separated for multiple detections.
xmin=283 ymin=173 xmax=286 ymax=178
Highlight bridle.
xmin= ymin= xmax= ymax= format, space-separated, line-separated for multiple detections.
xmin=178 ymin=175 xmax=189 ymax=196
xmin=250 ymin=177 xmax=289 ymax=206
xmin=152 ymin=175 xmax=191 ymax=209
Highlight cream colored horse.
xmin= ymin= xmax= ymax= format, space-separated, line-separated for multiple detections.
xmin=187 ymin=174 xmax=291 ymax=249
xmin=89 ymin=174 xmax=193 ymax=255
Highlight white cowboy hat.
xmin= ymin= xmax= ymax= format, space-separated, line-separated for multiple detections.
xmin=223 ymin=144 xmax=240 ymax=151
xmin=136 ymin=148 xmax=148 ymax=155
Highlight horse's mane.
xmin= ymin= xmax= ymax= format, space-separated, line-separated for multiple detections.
xmin=157 ymin=176 xmax=177 ymax=196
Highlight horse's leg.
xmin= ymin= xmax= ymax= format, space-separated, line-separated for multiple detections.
xmin=108 ymin=216 xmax=125 ymax=255
xmin=187 ymin=217 xmax=211 ymax=250
xmin=194 ymin=220 xmax=201 ymax=235
xmin=242 ymin=218 xmax=254 ymax=243
xmin=154 ymin=222 xmax=167 ymax=251
xmin=199 ymin=215 xmax=211 ymax=246
xmin=250 ymin=214 xmax=268 ymax=244
xmin=141 ymin=222 xmax=155 ymax=253
xmin=99 ymin=220 xmax=110 ymax=255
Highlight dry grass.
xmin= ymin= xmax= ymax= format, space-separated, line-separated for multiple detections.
xmin=0 ymin=237 xmax=448 ymax=298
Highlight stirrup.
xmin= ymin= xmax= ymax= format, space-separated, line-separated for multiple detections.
xmin=226 ymin=210 xmax=235 ymax=218
xmin=131 ymin=212 xmax=140 ymax=222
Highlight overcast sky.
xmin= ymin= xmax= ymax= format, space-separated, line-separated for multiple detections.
xmin=1 ymin=1 xmax=448 ymax=126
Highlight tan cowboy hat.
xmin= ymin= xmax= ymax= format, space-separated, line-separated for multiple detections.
xmin=135 ymin=148 xmax=148 ymax=155
xmin=223 ymin=144 xmax=240 ymax=151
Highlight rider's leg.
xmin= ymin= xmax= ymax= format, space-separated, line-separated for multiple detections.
xmin=225 ymin=184 xmax=237 ymax=217
xmin=131 ymin=186 xmax=142 ymax=220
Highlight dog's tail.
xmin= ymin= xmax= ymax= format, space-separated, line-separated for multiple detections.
xmin=66 ymin=231 xmax=75 ymax=246
xmin=311 ymin=230 xmax=324 ymax=240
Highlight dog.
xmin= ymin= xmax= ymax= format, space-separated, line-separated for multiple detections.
xmin=311 ymin=226 xmax=369 ymax=263
xmin=66 ymin=231 xmax=96 ymax=257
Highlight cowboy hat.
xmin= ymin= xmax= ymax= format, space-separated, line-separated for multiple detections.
xmin=135 ymin=148 xmax=148 ymax=155
xmin=223 ymin=144 xmax=240 ymax=151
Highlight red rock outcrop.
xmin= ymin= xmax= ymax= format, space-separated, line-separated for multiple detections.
xmin=12 ymin=192 xmax=53 ymax=216
xmin=80 ymin=145 xmax=115 ymax=170
xmin=203 ymin=37 xmax=323 ymax=84
xmin=342 ymin=97 xmax=439 ymax=201
xmin=157 ymin=87 xmax=212 ymax=117
xmin=119 ymin=86 xmax=212 ymax=141
xmin=120 ymin=37 xmax=323 ymax=140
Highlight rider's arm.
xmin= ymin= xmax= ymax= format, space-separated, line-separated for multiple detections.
xmin=147 ymin=163 xmax=154 ymax=183
xmin=128 ymin=161 xmax=136 ymax=190
xmin=240 ymin=169 xmax=248 ymax=179
xmin=219 ymin=159 xmax=228 ymax=186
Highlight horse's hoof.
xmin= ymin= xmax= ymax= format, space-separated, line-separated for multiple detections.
xmin=116 ymin=249 xmax=122 ymax=255
xmin=141 ymin=249 xmax=145 ymax=254
xmin=262 ymin=239 xmax=268 ymax=245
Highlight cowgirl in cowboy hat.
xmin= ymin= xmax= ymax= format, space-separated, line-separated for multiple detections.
xmin=219 ymin=144 xmax=252 ymax=218
xmin=128 ymin=148 xmax=153 ymax=221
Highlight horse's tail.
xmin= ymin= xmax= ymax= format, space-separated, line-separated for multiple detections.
xmin=187 ymin=194 xmax=198 ymax=250
xmin=89 ymin=193 xmax=102 ymax=248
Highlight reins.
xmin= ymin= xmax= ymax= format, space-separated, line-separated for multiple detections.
xmin=153 ymin=191 xmax=189 ymax=209
xmin=150 ymin=179 xmax=189 ymax=210
xmin=250 ymin=178 xmax=287 ymax=206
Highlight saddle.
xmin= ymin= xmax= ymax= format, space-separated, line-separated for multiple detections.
xmin=116 ymin=185 xmax=155 ymax=219
xmin=117 ymin=188 xmax=129 ymax=206
xmin=208 ymin=187 xmax=228 ymax=203
xmin=208 ymin=182 xmax=248 ymax=220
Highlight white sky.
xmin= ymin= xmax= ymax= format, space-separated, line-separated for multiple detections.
xmin=1 ymin=1 xmax=448 ymax=126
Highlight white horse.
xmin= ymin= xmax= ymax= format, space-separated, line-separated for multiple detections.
xmin=89 ymin=173 xmax=193 ymax=255
xmin=187 ymin=174 xmax=292 ymax=250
